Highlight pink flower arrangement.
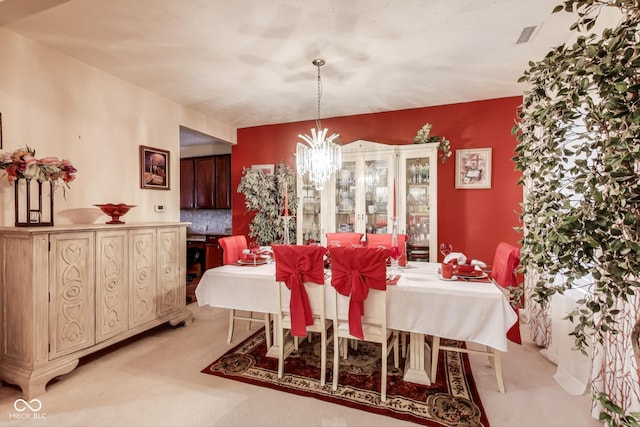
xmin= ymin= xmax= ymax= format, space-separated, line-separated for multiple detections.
xmin=0 ymin=146 xmax=77 ymax=187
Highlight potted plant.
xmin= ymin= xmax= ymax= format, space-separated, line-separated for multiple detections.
xmin=238 ymin=161 xmax=296 ymax=245
xmin=513 ymin=0 xmax=639 ymax=424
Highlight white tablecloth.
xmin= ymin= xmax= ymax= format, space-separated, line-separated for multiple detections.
xmin=196 ymin=262 xmax=517 ymax=352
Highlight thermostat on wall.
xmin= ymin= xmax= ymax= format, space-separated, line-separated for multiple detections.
xmin=154 ymin=205 xmax=165 ymax=213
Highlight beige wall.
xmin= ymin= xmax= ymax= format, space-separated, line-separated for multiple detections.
xmin=0 ymin=28 xmax=235 ymax=226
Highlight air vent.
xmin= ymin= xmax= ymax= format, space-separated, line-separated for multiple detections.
xmin=516 ymin=26 xmax=537 ymax=44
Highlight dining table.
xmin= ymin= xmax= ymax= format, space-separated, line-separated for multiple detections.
xmin=195 ymin=260 xmax=517 ymax=386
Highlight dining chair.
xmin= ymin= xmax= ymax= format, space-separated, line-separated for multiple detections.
xmin=365 ymin=233 xmax=409 ymax=355
xmin=329 ymin=246 xmax=399 ymax=402
xmin=325 ymin=232 xmax=364 ymax=247
xmin=272 ymin=244 xmax=330 ymax=385
xmin=219 ymin=235 xmax=271 ymax=347
xmin=489 ymin=242 xmax=522 ymax=344
xmin=365 ymin=233 xmax=409 ymax=254
xmin=430 ymin=241 xmax=520 ymax=393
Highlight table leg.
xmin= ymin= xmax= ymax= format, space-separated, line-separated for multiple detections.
xmin=402 ymin=332 xmax=432 ymax=385
xmin=265 ymin=314 xmax=295 ymax=359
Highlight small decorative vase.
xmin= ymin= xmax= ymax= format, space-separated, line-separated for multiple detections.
xmin=14 ymin=178 xmax=54 ymax=227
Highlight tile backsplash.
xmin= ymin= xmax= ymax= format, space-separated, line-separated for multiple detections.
xmin=180 ymin=209 xmax=232 ymax=234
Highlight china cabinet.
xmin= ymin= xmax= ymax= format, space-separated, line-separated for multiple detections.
xmin=296 ymin=140 xmax=438 ymax=261
xmin=0 ymin=222 xmax=192 ymax=398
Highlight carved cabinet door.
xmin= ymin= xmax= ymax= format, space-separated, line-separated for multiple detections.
xmin=156 ymin=226 xmax=185 ymax=317
xmin=129 ymin=228 xmax=157 ymax=328
xmin=95 ymin=230 xmax=128 ymax=342
xmin=49 ymin=232 xmax=96 ymax=359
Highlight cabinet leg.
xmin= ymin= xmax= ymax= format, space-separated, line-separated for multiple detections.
xmin=1 ymin=358 xmax=79 ymax=400
xmin=169 ymin=308 xmax=193 ymax=327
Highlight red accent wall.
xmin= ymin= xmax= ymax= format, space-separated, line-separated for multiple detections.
xmin=233 ymin=96 xmax=523 ymax=264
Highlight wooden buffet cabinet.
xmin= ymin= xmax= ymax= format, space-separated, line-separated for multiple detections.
xmin=0 ymin=222 xmax=193 ymax=398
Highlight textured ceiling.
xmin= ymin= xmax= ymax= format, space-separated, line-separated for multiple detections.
xmin=1 ymin=0 xmax=584 ymax=137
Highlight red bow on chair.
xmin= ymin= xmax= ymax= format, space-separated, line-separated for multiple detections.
xmin=272 ymin=245 xmax=326 ymax=337
xmin=329 ymin=246 xmax=390 ymax=339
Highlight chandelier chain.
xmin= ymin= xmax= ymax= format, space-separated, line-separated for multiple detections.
xmin=316 ymin=60 xmax=323 ymax=131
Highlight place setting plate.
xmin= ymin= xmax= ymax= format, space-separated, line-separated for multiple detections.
xmin=236 ymin=258 xmax=268 ymax=266
xmin=437 ymin=274 xmax=459 ymax=281
xmin=456 ymin=271 xmax=488 ymax=279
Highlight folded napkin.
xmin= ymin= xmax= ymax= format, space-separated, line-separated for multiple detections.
xmin=443 ymin=252 xmax=487 ymax=268
xmin=470 ymin=259 xmax=487 ymax=268
xmin=444 ymin=252 xmax=467 ymax=265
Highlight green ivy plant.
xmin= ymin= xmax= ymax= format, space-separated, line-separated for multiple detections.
xmin=513 ymin=1 xmax=639 ymax=425
xmin=237 ymin=162 xmax=297 ymax=245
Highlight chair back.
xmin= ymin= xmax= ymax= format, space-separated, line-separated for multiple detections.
xmin=272 ymin=244 xmax=326 ymax=336
xmin=491 ymin=242 xmax=522 ymax=344
xmin=491 ymin=242 xmax=520 ymax=288
xmin=329 ymin=246 xmax=390 ymax=339
xmin=366 ymin=233 xmax=409 ymax=255
xmin=325 ymin=232 xmax=364 ymax=247
xmin=219 ymin=235 xmax=248 ymax=265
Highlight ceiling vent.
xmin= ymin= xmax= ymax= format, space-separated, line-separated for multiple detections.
xmin=516 ymin=25 xmax=537 ymax=44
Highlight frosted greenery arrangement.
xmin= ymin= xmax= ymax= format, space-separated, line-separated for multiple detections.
xmin=412 ymin=123 xmax=452 ymax=163
xmin=237 ymin=162 xmax=297 ymax=245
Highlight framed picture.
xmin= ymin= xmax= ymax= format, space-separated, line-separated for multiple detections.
xmin=252 ymin=164 xmax=274 ymax=175
xmin=140 ymin=145 xmax=170 ymax=190
xmin=455 ymin=148 xmax=492 ymax=189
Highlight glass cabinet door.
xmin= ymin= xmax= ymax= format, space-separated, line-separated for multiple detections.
xmin=334 ymin=161 xmax=356 ymax=233
xmin=399 ymin=144 xmax=438 ymax=262
xmin=364 ymin=159 xmax=390 ymax=234
xmin=405 ymin=157 xmax=430 ymax=243
xmin=297 ymin=174 xmax=322 ymax=244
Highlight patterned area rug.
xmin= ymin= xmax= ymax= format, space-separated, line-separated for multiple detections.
xmin=201 ymin=330 xmax=490 ymax=427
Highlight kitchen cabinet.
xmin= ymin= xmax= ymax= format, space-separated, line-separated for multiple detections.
xmin=214 ymin=155 xmax=231 ymax=209
xmin=180 ymin=154 xmax=231 ymax=209
xmin=205 ymin=235 xmax=224 ymax=269
xmin=180 ymin=158 xmax=195 ymax=208
xmin=0 ymin=223 xmax=192 ymax=399
xmin=296 ymin=140 xmax=438 ymax=261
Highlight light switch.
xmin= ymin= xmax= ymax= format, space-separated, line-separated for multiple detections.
xmin=154 ymin=205 xmax=165 ymax=213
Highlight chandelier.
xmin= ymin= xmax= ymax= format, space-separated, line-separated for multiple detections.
xmin=296 ymin=59 xmax=341 ymax=190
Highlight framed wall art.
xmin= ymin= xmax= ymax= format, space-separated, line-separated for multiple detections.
xmin=455 ymin=148 xmax=492 ymax=189
xmin=140 ymin=145 xmax=170 ymax=190
xmin=252 ymin=164 xmax=274 ymax=175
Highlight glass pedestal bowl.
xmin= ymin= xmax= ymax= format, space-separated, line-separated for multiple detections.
xmin=94 ymin=203 xmax=136 ymax=224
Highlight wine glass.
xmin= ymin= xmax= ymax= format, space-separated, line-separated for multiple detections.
xmin=439 ymin=243 xmax=453 ymax=260
xmin=389 ymin=245 xmax=402 ymax=276
xmin=249 ymin=241 xmax=260 ymax=265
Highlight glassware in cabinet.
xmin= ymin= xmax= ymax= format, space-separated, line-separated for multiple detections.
xmin=364 ymin=159 xmax=390 ymax=234
xmin=334 ymin=161 xmax=356 ymax=232
xmin=297 ymin=174 xmax=322 ymax=244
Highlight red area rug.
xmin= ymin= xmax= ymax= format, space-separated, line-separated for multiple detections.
xmin=201 ymin=330 xmax=490 ymax=427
